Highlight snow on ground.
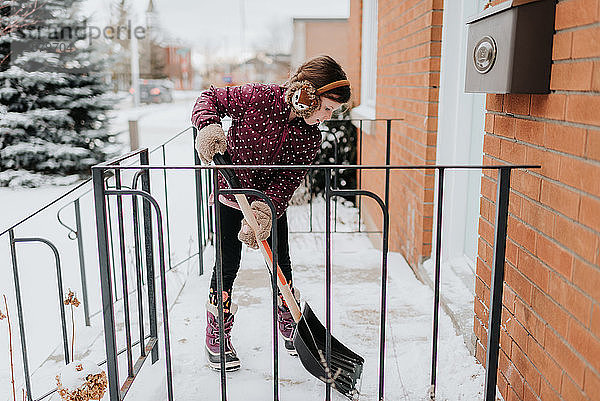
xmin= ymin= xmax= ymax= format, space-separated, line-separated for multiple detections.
xmin=123 ymin=199 xmax=485 ymax=401
xmin=109 ymin=91 xmax=199 ymax=150
xmin=0 ymin=92 xmax=485 ymax=401
xmin=420 ymin=256 xmax=478 ymax=353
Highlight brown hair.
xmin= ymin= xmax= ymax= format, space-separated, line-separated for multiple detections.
xmin=289 ymin=55 xmax=351 ymax=104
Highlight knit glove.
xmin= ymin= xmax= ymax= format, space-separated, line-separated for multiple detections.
xmin=238 ymin=201 xmax=272 ymax=249
xmin=194 ymin=123 xmax=227 ymax=164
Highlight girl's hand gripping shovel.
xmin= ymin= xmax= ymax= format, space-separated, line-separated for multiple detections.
xmin=213 ymin=153 xmax=364 ymax=399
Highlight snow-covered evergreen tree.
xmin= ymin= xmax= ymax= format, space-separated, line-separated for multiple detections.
xmin=0 ymin=0 xmax=119 ymax=187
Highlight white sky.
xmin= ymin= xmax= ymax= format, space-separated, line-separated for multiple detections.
xmin=81 ymin=0 xmax=350 ymax=63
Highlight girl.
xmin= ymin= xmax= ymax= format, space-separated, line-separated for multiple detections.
xmin=191 ymin=55 xmax=351 ymax=371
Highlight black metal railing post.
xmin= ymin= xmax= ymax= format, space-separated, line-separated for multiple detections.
xmin=91 ymin=167 xmax=120 ymax=401
xmin=309 ymin=169 xmax=314 ymax=232
xmin=74 ymin=199 xmax=91 ymax=326
xmin=324 ymin=168 xmax=333 ymax=401
xmin=385 ymin=120 xmax=391 ymax=208
xmin=484 ymin=167 xmax=512 ymax=401
xmin=207 ymin=167 xmax=215 ymax=243
xmin=377 ymin=192 xmax=390 ymax=401
xmin=161 ymin=145 xmax=173 ymax=270
xmin=212 ymin=168 xmax=228 ymax=401
xmin=192 ymin=127 xmax=205 ymax=276
xmin=131 ymin=170 xmax=147 ymax=359
xmin=115 ymin=170 xmax=134 ymax=378
xmin=8 ymin=229 xmax=32 ymax=401
xmin=267 ymin=195 xmax=280 ymax=400
xmin=430 ymin=168 xmax=445 ymax=399
xmin=106 ymin=188 xmax=119 ymax=302
xmin=358 ymin=119 xmax=363 ymax=232
xmin=332 ymin=133 xmax=339 ymax=232
xmin=131 ymin=194 xmax=146 ymax=360
xmin=140 ymin=149 xmax=159 ymax=363
xmin=382 ymin=121 xmax=392 ymax=401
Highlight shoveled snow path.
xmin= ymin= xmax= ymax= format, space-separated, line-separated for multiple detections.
xmin=124 ymin=201 xmax=484 ymax=401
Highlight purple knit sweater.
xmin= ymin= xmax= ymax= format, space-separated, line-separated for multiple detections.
xmin=191 ymin=83 xmax=321 ymax=217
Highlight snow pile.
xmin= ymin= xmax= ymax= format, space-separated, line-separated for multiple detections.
xmin=56 ymin=359 xmax=107 ymax=400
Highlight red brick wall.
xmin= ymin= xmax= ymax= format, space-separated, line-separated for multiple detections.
xmin=474 ymin=2 xmax=600 ymax=401
xmin=361 ymin=0 xmax=443 ymax=267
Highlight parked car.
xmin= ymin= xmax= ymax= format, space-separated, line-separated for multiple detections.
xmin=138 ymin=79 xmax=174 ymax=104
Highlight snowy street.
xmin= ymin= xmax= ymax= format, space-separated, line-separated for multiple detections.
xmin=1 ymin=94 xmax=484 ymax=400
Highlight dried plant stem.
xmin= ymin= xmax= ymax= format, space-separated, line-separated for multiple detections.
xmin=64 ymin=289 xmax=80 ymax=364
xmin=70 ymin=304 xmax=75 ymax=363
xmin=3 ymin=294 xmax=16 ymax=401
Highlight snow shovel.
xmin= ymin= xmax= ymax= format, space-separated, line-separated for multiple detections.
xmin=213 ymin=153 xmax=364 ymax=399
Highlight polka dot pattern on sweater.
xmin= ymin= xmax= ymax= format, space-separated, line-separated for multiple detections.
xmin=191 ymin=83 xmax=321 ymax=217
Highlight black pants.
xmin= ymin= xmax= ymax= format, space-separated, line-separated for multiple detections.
xmin=210 ymin=203 xmax=292 ymax=292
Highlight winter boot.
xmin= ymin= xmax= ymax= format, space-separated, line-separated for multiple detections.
xmin=205 ymin=291 xmax=240 ymax=371
xmin=277 ymin=286 xmax=300 ymax=356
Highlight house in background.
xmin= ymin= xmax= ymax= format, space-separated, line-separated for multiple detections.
xmin=291 ymin=17 xmax=354 ymax=102
xmin=230 ymin=53 xmax=291 ymax=85
xmin=348 ymin=1 xmax=600 ymax=401
xmin=163 ymin=46 xmax=193 ymax=90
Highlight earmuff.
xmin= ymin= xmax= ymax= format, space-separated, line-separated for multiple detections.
xmin=285 ymin=79 xmax=350 ymax=118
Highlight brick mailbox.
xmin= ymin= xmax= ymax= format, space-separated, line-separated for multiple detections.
xmin=464 ymin=0 xmax=556 ymax=94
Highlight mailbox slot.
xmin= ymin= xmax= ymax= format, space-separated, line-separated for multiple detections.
xmin=464 ymin=0 xmax=556 ymax=94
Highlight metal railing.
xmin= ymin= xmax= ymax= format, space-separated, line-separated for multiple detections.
xmin=1 ymin=118 xmax=536 ymax=401
xmin=0 ymin=116 xmax=378 ymax=400
xmin=0 ymin=126 xmax=210 ymax=401
xmin=90 ymin=125 xmax=537 ymax=400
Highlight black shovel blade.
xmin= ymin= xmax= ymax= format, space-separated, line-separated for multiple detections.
xmin=294 ymin=302 xmax=364 ymax=399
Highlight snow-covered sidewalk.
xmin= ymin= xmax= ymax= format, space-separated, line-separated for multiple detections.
xmin=124 ymin=200 xmax=485 ymax=401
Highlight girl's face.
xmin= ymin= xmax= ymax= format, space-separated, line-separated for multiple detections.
xmin=304 ymin=97 xmax=344 ymax=126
